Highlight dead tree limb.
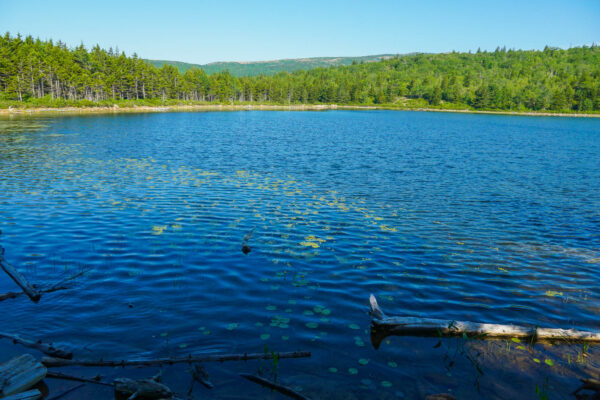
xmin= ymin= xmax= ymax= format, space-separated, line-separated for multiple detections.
xmin=0 ymin=269 xmax=90 ymax=303
xmin=42 ymin=351 xmax=311 ymax=368
xmin=0 ymin=332 xmax=72 ymax=359
xmin=0 ymin=248 xmax=40 ymax=302
xmin=46 ymin=383 xmax=86 ymax=400
xmin=46 ymin=371 xmax=113 ymax=387
xmin=240 ymin=374 xmax=310 ymax=400
xmin=369 ymin=294 xmax=600 ymax=349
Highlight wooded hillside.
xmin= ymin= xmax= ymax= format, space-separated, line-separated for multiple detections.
xmin=1 ymin=33 xmax=598 ymax=111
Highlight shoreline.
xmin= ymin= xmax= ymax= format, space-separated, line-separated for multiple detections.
xmin=1 ymin=103 xmax=599 ymax=118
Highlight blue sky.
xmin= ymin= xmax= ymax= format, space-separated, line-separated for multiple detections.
xmin=1 ymin=0 xmax=598 ymax=64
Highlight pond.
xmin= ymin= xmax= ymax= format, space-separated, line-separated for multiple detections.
xmin=0 ymin=110 xmax=599 ymax=399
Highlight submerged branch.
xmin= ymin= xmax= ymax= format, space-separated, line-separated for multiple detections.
xmin=0 ymin=332 xmax=72 ymax=359
xmin=240 ymin=374 xmax=310 ymax=400
xmin=0 ymin=247 xmax=41 ymax=302
xmin=42 ymin=351 xmax=311 ymax=368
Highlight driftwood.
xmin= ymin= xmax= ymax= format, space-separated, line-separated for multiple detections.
xmin=0 ymin=354 xmax=47 ymax=397
xmin=0 ymin=333 xmax=72 ymax=359
xmin=46 ymin=371 xmax=113 ymax=387
xmin=369 ymin=294 xmax=600 ymax=346
xmin=114 ymin=372 xmax=172 ymax=400
xmin=240 ymin=374 xmax=310 ymax=400
xmin=42 ymin=351 xmax=311 ymax=368
xmin=0 ymin=248 xmax=40 ymax=303
xmin=0 ymin=389 xmax=43 ymax=400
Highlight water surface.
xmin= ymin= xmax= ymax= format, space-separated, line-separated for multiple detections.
xmin=0 ymin=110 xmax=599 ymax=399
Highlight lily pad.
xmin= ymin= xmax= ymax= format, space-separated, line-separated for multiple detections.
xmin=348 ymin=368 xmax=358 ymax=375
xmin=381 ymin=381 xmax=392 ymax=388
xmin=260 ymin=333 xmax=270 ymax=340
xmin=349 ymin=323 xmax=360 ymax=330
xmin=387 ymin=361 xmax=398 ymax=368
xmin=226 ymin=323 xmax=239 ymax=331
xmin=359 ymin=358 xmax=369 ymax=366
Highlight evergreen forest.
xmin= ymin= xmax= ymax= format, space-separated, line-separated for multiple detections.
xmin=1 ymin=33 xmax=599 ymax=112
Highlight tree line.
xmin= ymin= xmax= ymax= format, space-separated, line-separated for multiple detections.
xmin=1 ymin=32 xmax=599 ymax=111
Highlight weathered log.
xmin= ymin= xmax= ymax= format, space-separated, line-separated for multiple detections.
xmin=114 ymin=373 xmax=172 ymax=400
xmin=46 ymin=371 xmax=113 ymax=387
xmin=0 ymin=249 xmax=40 ymax=302
xmin=42 ymin=351 xmax=311 ymax=368
xmin=0 ymin=389 xmax=42 ymax=400
xmin=240 ymin=374 xmax=310 ymax=400
xmin=369 ymin=294 xmax=600 ymax=346
xmin=0 ymin=354 xmax=47 ymax=397
xmin=0 ymin=333 xmax=72 ymax=359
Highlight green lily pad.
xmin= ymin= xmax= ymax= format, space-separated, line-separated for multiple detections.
xmin=328 ymin=367 xmax=338 ymax=373
xmin=349 ymin=324 xmax=360 ymax=330
xmin=387 ymin=361 xmax=398 ymax=368
xmin=226 ymin=323 xmax=239 ymax=331
xmin=306 ymin=322 xmax=319 ymax=329
xmin=381 ymin=381 xmax=392 ymax=388
xmin=359 ymin=358 xmax=369 ymax=366
xmin=545 ymin=359 xmax=554 ymax=366
xmin=260 ymin=333 xmax=270 ymax=340
xmin=348 ymin=368 xmax=358 ymax=375
xmin=266 ymin=305 xmax=277 ymax=311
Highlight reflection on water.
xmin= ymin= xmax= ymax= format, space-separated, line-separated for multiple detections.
xmin=0 ymin=111 xmax=599 ymax=399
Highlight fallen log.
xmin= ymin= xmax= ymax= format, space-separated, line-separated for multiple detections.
xmin=0 ymin=389 xmax=43 ymax=400
xmin=369 ymin=294 xmax=600 ymax=347
xmin=42 ymin=351 xmax=311 ymax=368
xmin=0 ymin=354 xmax=47 ymax=397
xmin=0 ymin=248 xmax=40 ymax=302
xmin=0 ymin=333 xmax=72 ymax=359
xmin=240 ymin=374 xmax=310 ymax=400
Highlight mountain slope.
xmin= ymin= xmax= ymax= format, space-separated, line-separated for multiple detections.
xmin=146 ymin=54 xmax=396 ymax=76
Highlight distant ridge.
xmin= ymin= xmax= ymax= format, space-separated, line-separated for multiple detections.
xmin=146 ymin=54 xmax=397 ymax=76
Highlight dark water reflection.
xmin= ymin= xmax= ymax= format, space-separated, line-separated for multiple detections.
xmin=0 ymin=111 xmax=599 ymax=399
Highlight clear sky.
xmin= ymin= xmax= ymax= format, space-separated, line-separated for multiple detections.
xmin=1 ymin=0 xmax=599 ymax=64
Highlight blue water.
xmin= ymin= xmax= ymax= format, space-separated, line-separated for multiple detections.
xmin=0 ymin=110 xmax=599 ymax=399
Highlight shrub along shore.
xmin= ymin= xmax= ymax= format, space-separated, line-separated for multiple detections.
xmin=1 ymin=101 xmax=599 ymax=118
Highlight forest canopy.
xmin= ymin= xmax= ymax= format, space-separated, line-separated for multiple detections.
xmin=1 ymin=33 xmax=599 ymax=112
